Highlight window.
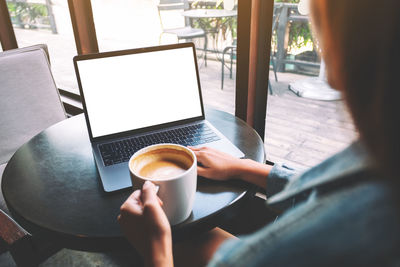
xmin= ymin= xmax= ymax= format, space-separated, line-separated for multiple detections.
xmin=1 ymin=0 xmax=247 ymax=118
xmin=6 ymin=0 xmax=79 ymax=93
xmin=91 ymin=0 xmax=161 ymax=51
xmin=91 ymin=0 xmax=238 ymax=115
xmin=2 ymin=0 xmax=354 ymax=169
xmin=265 ymin=0 xmax=357 ymax=169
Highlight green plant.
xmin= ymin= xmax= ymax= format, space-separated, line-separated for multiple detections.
xmin=190 ymin=0 xmax=237 ymax=41
xmin=274 ymin=0 xmax=314 ymax=54
xmin=7 ymin=1 xmax=48 ymax=28
xmin=287 ymin=20 xmax=313 ymax=52
xmin=7 ymin=2 xmax=16 ymax=13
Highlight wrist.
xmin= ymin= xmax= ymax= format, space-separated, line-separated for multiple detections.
xmin=235 ymin=159 xmax=272 ymax=188
xmin=144 ymin=235 xmax=173 ymax=267
xmin=233 ymin=159 xmax=253 ymax=179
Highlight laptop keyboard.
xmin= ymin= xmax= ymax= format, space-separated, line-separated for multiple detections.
xmin=98 ymin=123 xmax=220 ymax=166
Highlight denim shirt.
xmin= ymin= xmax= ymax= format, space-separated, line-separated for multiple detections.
xmin=208 ymin=141 xmax=400 ymax=267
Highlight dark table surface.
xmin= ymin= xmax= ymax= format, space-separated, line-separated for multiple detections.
xmin=2 ymin=108 xmax=264 ymax=251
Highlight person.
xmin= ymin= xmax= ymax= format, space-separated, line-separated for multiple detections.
xmin=117 ymin=0 xmax=400 ymax=266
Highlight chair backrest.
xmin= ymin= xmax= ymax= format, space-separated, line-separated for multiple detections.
xmin=0 ymin=209 xmax=30 ymax=263
xmin=0 ymin=208 xmax=61 ymax=266
xmin=157 ymin=0 xmax=190 ymax=30
xmin=0 ymin=44 xmax=50 ymax=64
xmin=0 ymin=45 xmax=65 ymax=265
xmin=0 ymin=46 xmax=66 ymax=166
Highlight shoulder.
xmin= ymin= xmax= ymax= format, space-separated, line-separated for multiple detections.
xmin=278 ymin=180 xmax=400 ymax=266
xmin=210 ymin=179 xmax=400 ymax=267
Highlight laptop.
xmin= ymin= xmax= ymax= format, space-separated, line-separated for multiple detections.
xmin=73 ymin=42 xmax=244 ymax=192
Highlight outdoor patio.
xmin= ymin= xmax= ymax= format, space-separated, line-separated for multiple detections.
xmin=200 ymin=60 xmax=358 ymax=170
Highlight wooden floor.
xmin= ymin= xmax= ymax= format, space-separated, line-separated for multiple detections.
xmin=199 ymin=60 xmax=358 ymax=170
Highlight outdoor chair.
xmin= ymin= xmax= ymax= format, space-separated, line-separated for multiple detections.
xmin=0 ymin=209 xmax=62 ymax=267
xmin=0 ymin=45 xmax=66 ymax=266
xmin=221 ymin=43 xmax=277 ymax=94
xmin=157 ymin=0 xmax=208 ymax=65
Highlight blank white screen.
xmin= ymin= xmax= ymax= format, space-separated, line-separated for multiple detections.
xmin=77 ymin=47 xmax=203 ymax=138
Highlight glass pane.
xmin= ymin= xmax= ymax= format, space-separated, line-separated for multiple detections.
xmin=91 ymin=0 xmax=237 ymax=115
xmin=91 ymin=0 xmax=161 ymax=51
xmin=187 ymin=0 xmax=237 ymax=115
xmin=7 ymin=0 xmax=79 ymax=93
xmin=266 ymin=0 xmax=357 ymax=170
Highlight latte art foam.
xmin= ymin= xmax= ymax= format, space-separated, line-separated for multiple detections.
xmin=130 ymin=148 xmax=193 ymax=180
xmin=139 ymin=159 xmax=189 ymax=179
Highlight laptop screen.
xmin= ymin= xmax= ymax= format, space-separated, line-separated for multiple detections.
xmin=76 ymin=46 xmax=203 ymax=139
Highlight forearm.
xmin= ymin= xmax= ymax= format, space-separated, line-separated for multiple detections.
xmin=235 ymin=159 xmax=273 ymax=188
xmin=144 ymin=236 xmax=174 ymax=267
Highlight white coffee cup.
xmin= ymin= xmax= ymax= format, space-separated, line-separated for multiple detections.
xmin=129 ymin=144 xmax=197 ymax=225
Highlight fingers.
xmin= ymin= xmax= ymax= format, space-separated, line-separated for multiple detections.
xmin=119 ymin=183 xmax=164 ymax=218
xmin=141 ymin=181 xmax=160 ymax=208
xmin=193 ymin=151 xmax=210 ymax=172
xmin=192 ymin=150 xmax=203 ymax=163
xmin=190 ymin=147 xmax=219 ymax=179
xmin=189 ymin=146 xmax=220 ymax=152
xmin=141 ymin=182 xmax=170 ymax=231
xmin=188 ymin=146 xmax=210 ymax=154
xmin=157 ymin=196 xmax=164 ymax=207
xmin=188 ymin=147 xmax=204 ymax=161
xmin=132 ymin=189 xmax=142 ymax=201
xmin=192 ymin=150 xmax=210 ymax=164
xmin=197 ymin=165 xmax=212 ymax=178
xmin=188 ymin=146 xmax=202 ymax=151
xmin=120 ymin=190 xmax=143 ymax=215
xmin=188 ymin=146 xmax=215 ymax=152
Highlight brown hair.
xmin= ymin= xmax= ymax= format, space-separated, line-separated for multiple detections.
xmin=310 ymin=0 xmax=400 ymax=179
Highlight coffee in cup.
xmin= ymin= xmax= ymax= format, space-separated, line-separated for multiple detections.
xmin=129 ymin=144 xmax=197 ymax=225
xmin=132 ymin=147 xmax=193 ymax=180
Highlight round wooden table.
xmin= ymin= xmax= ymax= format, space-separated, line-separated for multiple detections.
xmin=2 ymin=108 xmax=264 ymax=251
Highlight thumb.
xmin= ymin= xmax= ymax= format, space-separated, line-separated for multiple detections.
xmin=141 ymin=181 xmax=160 ymax=208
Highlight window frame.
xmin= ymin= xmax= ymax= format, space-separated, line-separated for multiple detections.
xmin=236 ymin=0 xmax=274 ymax=140
xmin=0 ymin=0 xmax=17 ymax=50
xmin=0 ymin=0 xmax=274 ymax=135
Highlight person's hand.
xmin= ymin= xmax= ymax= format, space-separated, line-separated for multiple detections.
xmin=189 ymin=146 xmax=273 ymax=188
xmin=189 ymin=146 xmax=245 ymax=181
xmin=118 ymin=181 xmax=173 ymax=267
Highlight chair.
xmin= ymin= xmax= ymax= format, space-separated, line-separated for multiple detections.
xmin=0 ymin=209 xmax=62 ymax=267
xmin=157 ymin=0 xmax=208 ymax=65
xmin=220 ymin=5 xmax=282 ymax=92
xmin=0 ymin=45 xmax=66 ymax=266
xmin=220 ymin=44 xmax=278 ymax=94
